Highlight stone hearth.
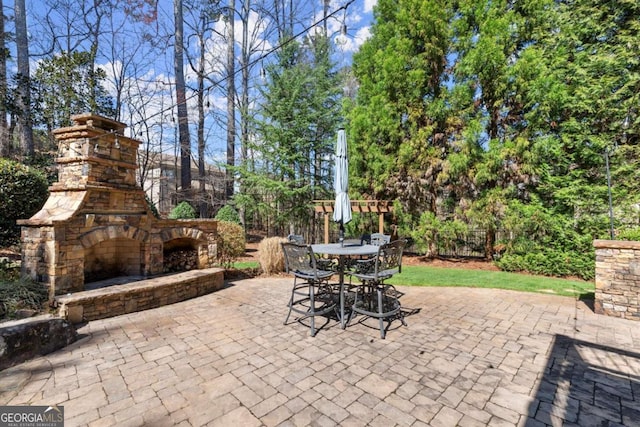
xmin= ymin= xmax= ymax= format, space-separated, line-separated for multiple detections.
xmin=19 ymin=114 xmax=219 ymax=299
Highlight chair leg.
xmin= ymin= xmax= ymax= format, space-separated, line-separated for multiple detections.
xmin=393 ymin=285 xmax=408 ymax=327
xmin=284 ymin=302 xmax=293 ymax=325
xmin=377 ymin=285 xmax=386 ymax=339
xmin=284 ymin=274 xmax=337 ymax=337
xmin=309 ymin=283 xmax=316 ymax=337
xmin=346 ymin=284 xmax=360 ymax=328
xmin=284 ymin=277 xmax=296 ymax=325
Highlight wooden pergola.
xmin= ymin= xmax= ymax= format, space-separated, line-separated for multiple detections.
xmin=314 ymin=200 xmax=394 ymax=244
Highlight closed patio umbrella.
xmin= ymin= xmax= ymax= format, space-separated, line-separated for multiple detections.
xmin=333 ymin=128 xmax=352 ymax=245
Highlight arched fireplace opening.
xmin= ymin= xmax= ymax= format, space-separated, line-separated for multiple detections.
xmin=84 ymin=238 xmax=142 ymax=283
xmin=163 ymin=238 xmax=200 ymax=273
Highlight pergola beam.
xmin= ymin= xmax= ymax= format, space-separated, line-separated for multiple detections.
xmin=313 ymin=200 xmax=393 ymax=244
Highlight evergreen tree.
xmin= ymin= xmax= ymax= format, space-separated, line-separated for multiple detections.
xmin=349 ymin=0 xmax=640 ymax=277
xmin=32 ymin=51 xmax=115 ymax=132
xmin=240 ymin=33 xmax=341 ymax=236
xmin=537 ymin=0 xmax=640 ymax=236
xmin=348 ymin=0 xmax=452 ymax=218
xmin=449 ymin=0 xmax=555 ymax=256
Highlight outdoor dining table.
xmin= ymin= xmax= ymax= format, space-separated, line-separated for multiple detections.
xmin=311 ymin=242 xmax=380 ymax=329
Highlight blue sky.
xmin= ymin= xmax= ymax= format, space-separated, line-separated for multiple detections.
xmin=19 ymin=0 xmax=377 ymax=164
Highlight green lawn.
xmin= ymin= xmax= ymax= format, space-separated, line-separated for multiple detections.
xmin=232 ymin=261 xmax=260 ymax=269
xmin=386 ymin=265 xmax=594 ymax=298
xmin=232 ymin=260 xmax=594 ymax=298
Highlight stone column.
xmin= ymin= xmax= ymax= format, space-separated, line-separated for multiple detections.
xmin=594 ymin=239 xmax=640 ymax=320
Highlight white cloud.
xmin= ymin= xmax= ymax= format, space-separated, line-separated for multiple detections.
xmin=363 ymin=0 xmax=377 ymax=14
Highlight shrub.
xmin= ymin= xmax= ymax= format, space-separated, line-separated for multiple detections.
xmin=495 ymin=249 xmax=595 ymax=281
xmin=0 ymin=278 xmax=49 ymax=320
xmin=616 ymin=228 xmax=640 ymax=241
xmin=168 ymin=201 xmax=196 ymax=219
xmin=215 ymin=205 xmax=241 ymax=224
xmin=257 ymin=236 xmax=288 ymax=275
xmin=0 ymin=159 xmax=49 ymax=245
xmin=0 ymin=258 xmax=21 ymax=282
xmin=492 ymin=200 xmax=597 ymax=280
xmin=406 ymin=211 xmax=440 ymax=257
xmin=216 ymin=221 xmax=246 ymax=268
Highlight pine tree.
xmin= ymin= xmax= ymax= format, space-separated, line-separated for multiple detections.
xmin=240 ymin=33 xmax=341 ymax=236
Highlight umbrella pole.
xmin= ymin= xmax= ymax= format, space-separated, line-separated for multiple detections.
xmin=339 ymin=221 xmax=345 ymax=247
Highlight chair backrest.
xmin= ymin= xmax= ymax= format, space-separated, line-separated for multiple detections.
xmin=287 ymin=234 xmax=305 ymax=244
xmin=281 ymin=242 xmax=319 ymax=277
xmin=370 ymin=233 xmax=391 ymax=246
xmin=374 ymin=239 xmax=406 ymax=278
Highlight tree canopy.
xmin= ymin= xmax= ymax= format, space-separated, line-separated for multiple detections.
xmin=239 ymin=32 xmax=342 ymax=237
xmin=346 ymin=0 xmax=640 ymax=278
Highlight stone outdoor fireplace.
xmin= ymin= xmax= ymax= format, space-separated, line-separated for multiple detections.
xmin=19 ymin=114 xmax=218 ymax=298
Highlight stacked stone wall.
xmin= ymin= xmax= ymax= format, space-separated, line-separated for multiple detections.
xmin=594 ymin=239 xmax=640 ymax=320
xmin=56 ymin=268 xmax=224 ymax=323
xmin=0 ymin=316 xmax=77 ymax=371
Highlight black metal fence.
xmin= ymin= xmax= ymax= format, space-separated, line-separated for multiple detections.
xmin=435 ymin=228 xmax=489 ymax=259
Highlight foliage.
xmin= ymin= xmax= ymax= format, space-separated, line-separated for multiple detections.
xmin=0 ymin=258 xmax=21 ymax=282
xmin=168 ymin=201 xmax=196 ymax=219
xmin=257 ymin=236 xmax=288 ymax=275
xmin=535 ymin=0 xmax=640 ymax=235
xmin=32 ymin=50 xmax=116 ymax=131
xmin=145 ymin=195 xmax=160 ymax=218
xmin=0 ymin=159 xmax=49 ymax=245
xmin=0 ymin=278 xmax=49 ymax=320
xmin=348 ymin=0 xmax=453 ymax=218
xmin=436 ymin=220 xmax=469 ymax=256
xmin=1 ymin=0 xmax=635 ymax=282
xmin=409 ymin=211 xmax=441 ymax=258
xmin=216 ymin=221 xmax=246 ymax=268
xmin=496 ymin=250 xmax=594 ymax=281
xmin=24 ymin=150 xmax=58 ymax=183
xmin=344 ymin=0 xmax=640 ymax=278
xmin=239 ymin=32 xmax=340 ymax=236
xmin=615 ymin=228 xmax=640 ymax=242
xmin=494 ymin=200 xmax=596 ymax=280
xmin=215 ymin=205 xmax=241 ymax=224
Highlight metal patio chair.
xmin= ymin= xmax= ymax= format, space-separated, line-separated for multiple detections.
xmin=370 ymin=233 xmax=391 ymax=246
xmin=287 ymin=234 xmax=305 ymax=244
xmin=281 ymin=242 xmax=337 ymax=337
xmin=352 ymin=233 xmax=391 ymax=275
xmin=346 ymin=239 xmax=407 ymax=339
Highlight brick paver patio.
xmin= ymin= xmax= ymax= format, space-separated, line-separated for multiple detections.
xmin=2 ymin=277 xmax=640 ymax=426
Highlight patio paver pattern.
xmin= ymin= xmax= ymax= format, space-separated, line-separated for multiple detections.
xmin=2 ymin=277 xmax=640 ymax=426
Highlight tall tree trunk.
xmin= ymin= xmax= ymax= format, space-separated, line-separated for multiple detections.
xmin=197 ymin=24 xmax=206 ymax=218
xmin=225 ymin=2 xmax=236 ymax=201
xmin=0 ymin=0 xmax=8 ymax=157
xmin=238 ymin=0 xmax=251 ymax=226
xmin=174 ymin=0 xmax=191 ymax=201
xmin=485 ymin=228 xmax=495 ymax=261
xmin=84 ymin=0 xmax=103 ymax=114
xmin=15 ymin=0 xmax=33 ymax=157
